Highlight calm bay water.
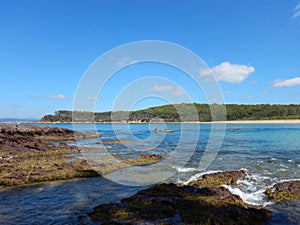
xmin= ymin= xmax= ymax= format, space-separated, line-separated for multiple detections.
xmin=0 ymin=123 xmax=299 ymax=224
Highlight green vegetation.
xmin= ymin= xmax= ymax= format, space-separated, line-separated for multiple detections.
xmin=41 ymin=103 xmax=300 ymax=123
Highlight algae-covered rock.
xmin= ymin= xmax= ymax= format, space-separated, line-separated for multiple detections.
xmin=0 ymin=124 xmax=100 ymax=141
xmin=97 ymin=140 xmax=146 ymax=145
xmin=265 ymin=180 xmax=300 ymax=202
xmin=188 ymin=170 xmax=247 ymax=188
xmin=89 ymin=172 xmax=272 ymax=225
xmin=138 ymin=153 xmax=163 ymax=161
xmin=0 ymin=124 xmax=102 ymax=187
xmin=0 ymin=124 xmax=100 ymax=157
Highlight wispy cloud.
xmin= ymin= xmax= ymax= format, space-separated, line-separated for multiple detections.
xmin=262 ymin=90 xmax=269 ymax=94
xmin=172 ymin=88 xmax=184 ymax=96
xmin=116 ymin=57 xmax=138 ymax=67
xmin=88 ymin=96 xmax=98 ymax=101
xmin=30 ymin=94 xmax=73 ymax=100
xmin=43 ymin=94 xmax=68 ymax=99
xmin=150 ymin=85 xmax=174 ymax=92
xmin=200 ymin=62 xmax=255 ymax=84
xmin=293 ymin=3 xmax=300 ymax=18
xmin=150 ymin=85 xmax=185 ymax=96
xmin=272 ymin=77 xmax=300 ymax=87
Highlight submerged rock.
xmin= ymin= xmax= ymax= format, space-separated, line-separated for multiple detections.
xmin=265 ymin=180 xmax=300 ymax=202
xmin=89 ymin=171 xmax=272 ymax=224
xmin=97 ymin=140 xmax=146 ymax=145
xmin=138 ymin=154 xmax=163 ymax=161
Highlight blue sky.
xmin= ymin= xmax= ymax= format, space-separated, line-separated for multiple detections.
xmin=1 ymin=0 xmax=300 ymax=118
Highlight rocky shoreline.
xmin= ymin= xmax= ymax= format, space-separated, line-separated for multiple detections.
xmin=89 ymin=170 xmax=272 ymax=224
xmin=0 ymin=124 xmax=164 ymax=187
xmin=89 ymin=170 xmax=300 ymax=225
xmin=0 ymin=124 xmax=102 ymax=187
xmin=1 ymin=124 xmax=299 ymax=224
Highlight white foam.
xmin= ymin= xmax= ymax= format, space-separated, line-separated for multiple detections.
xmin=268 ymin=178 xmax=300 ymax=187
xmin=179 ymin=169 xmax=248 ymax=185
xmin=174 ymin=167 xmax=199 ymax=173
xmin=223 ymin=185 xmax=272 ymax=206
xmin=279 ymin=164 xmax=289 ymax=168
xmin=223 ymin=173 xmax=276 ymax=206
xmin=180 ymin=170 xmax=222 ymax=185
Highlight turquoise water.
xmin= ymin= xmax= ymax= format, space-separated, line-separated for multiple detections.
xmin=0 ymin=123 xmax=299 ymax=224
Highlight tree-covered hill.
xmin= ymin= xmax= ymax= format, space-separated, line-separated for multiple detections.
xmin=40 ymin=103 xmax=300 ymax=123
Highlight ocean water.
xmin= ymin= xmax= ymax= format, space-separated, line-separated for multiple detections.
xmin=0 ymin=123 xmax=299 ymax=224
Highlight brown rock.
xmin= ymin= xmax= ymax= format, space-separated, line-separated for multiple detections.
xmin=89 ymin=182 xmax=272 ymax=225
xmin=0 ymin=124 xmax=101 ymax=157
xmin=188 ymin=169 xmax=247 ymax=188
xmin=138 ymin=154 xmax=163 ymax=160
xmin=265 ymin=180 xmax=300 ymax=202
xmin=89 ymin=171 xmax=272 ymax=224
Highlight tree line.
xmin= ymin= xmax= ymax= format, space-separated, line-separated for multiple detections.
xmin=40 ymin=103 xmax=300 ymax=123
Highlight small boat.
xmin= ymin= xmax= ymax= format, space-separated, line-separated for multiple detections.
xmin=160 ymin=129 xmax=174 ymax=133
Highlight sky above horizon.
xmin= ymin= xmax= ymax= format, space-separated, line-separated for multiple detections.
xmin=1 ymin=0 xmax=300 ymax=119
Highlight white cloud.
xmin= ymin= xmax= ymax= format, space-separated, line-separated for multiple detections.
xmin=172 ymin=88 xmax=184 ymax=96
xmin=293 ymin=11 xmax=300 ymax=18
xmin=293 ymin=3 xmax=300 ymax=18
xmin=150 ymin=85 xmax=174 ymax=92
xmin=200 ymin=62 xmax=255 ymax=84
xmin=272 ymin=77 xmax=300 ymax=87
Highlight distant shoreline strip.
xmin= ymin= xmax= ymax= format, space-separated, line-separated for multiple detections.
xmin=26 ymin=119 xmax=300 ymax=124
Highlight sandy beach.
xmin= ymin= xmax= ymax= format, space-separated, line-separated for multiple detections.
xmin=214 ymin=119 xmax=300 ymax=124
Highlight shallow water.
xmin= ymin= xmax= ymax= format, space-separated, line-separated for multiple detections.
xmin=0 ymin=177 xmax=142 ymax=225
xmin=0 ymin=123 xmax=299 ymax=224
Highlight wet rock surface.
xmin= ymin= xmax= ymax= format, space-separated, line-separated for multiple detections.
xmin=0 ymin=124 xmax=101 ymax=187
xmin=0 ymin=124 xmax=100 ymax=157
xmin=97 ymin=140 xmax=146 ymax=145
xmin=188 ymin=170 xmax=247 ymax=188
xmin=89 ymin=170 xmax=272 ymax=225
xmin=138 ymin=153 xmax=163 ymax=161
xmin=0 ymin=124 xmax=100 ymax=140
xmin=265 ymin=180 xmax=300 ymax=202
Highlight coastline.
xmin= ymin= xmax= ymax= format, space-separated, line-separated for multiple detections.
xmin=31 ymin=119 xmax=300 ymax=125
xmin=211 ymin=119 xmax=300 ymax=124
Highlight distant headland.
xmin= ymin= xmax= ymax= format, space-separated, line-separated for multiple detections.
xmin=40 ymin=103 xmax=300 ymax=123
